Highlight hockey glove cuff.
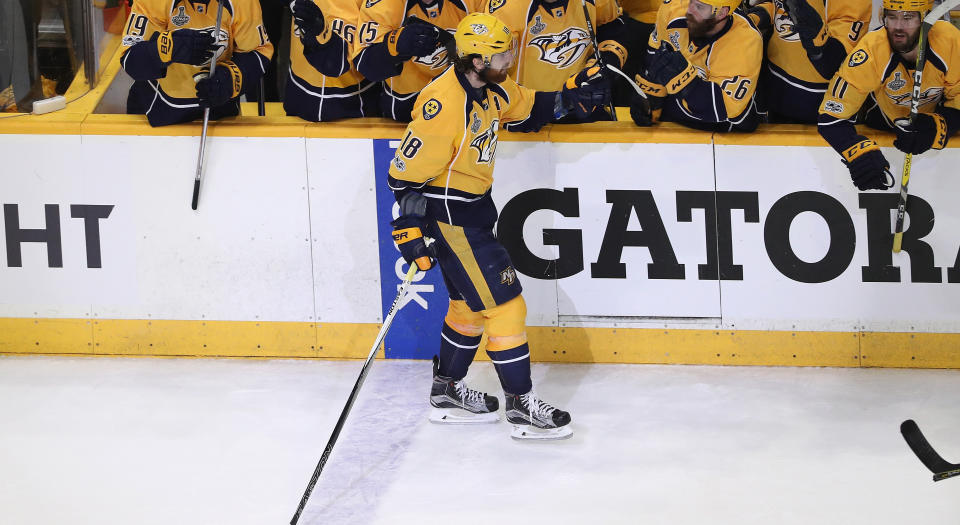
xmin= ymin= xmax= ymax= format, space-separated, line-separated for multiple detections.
xmin=597 ymin=40 xmax=628 ymax=69
xmin=647 ymin=42 xmax=697 ymax=95
xmin=195 ymin=61 xmax=243 ymax=107
xmin=156 ymin=29 xmax=216 ymax=66
xmin=391 ymin=215 xmax=435 ymax=272
xmin=387 ymin=25 xmax=440 ymax=58
xmin=562 ymin=65 xmax=612 ymax=120
xmin=841 ymin=137 xmax=894 ymax=191
xmin=893 ymin=113 xmax=948 ymax=154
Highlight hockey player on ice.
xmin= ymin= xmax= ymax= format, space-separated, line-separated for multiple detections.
xmin=817 ymin=0 xmax=960 ymax=191
xmin=386 ymin=13 xmax=610 ymax=440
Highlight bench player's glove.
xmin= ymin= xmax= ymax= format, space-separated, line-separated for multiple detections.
xmin=783 ymin=0 xmax=827 ymax=56
xmin=195 ymin=62 xmax=242 ymax=107
xmin=893 ymin=113 xmax=949 ymax=154
xmin=386 ymin=24 xmax=441 ymax=58
xmin=291 ymin=0 xmax=325 ymax=44
xmin=561 ymin=65 xmax=611 ymax=119
xmin=841 ymin=136 xmax=894 ymax=191
xmin=155 ymin=29 xmax=215 ymax=66
xmin=646 ymin=41 xmax=698 ymax=95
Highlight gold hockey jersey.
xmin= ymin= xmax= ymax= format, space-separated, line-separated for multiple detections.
xmin=289 ymin=0 xmax=364 ymax=90
xmin=761 ymin=0 xmax=871 ymax=86
xmin=621 ymin=0 xmax=659 ymax=23
xmin=484 ymin=0 xmax=623 ymax=91
xmin=121 ymin=0 xmax=274 ymax=99
xmin=647 ymin=0 xmax=762 ymax=121
xmin=819 ymin=22 xmax=960 ymax=125
xmin=388 ymin=67 xmax=536 ymax=200
xmin=355 ymin=0 xmax=470 ymax=98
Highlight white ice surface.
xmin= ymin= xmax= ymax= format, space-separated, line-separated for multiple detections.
xmin=0 ymin=356 xmax=958 ymax=525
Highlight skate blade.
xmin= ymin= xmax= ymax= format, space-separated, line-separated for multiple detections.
xmin=510 ymin=424 xmax=573 ymax=441
xmin=429 ymin=407 xmax=499 ymax=425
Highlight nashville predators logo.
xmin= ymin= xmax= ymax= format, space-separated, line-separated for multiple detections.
xmin=412 ymin=32 xmax=452 ymax=69
xmin=423 ymin=98 xmax=442 ymax=120
xmin=529 ymin=28 xmax=591 ymax=68
xmin=888 ymin=87 xmax=943 ymax=108
xmin=887 ymin=71 xmax=907 ymax=91
xmin=668 ymin=31 xmax=681 ymax=51
xmin=171 ymin=6 xmax=190 ymax=27
xmin=499 ymin=266 xmax=517 ymax=286
xmin=196 ymin=26 xmax=230 ymax=62
xmin=489 ymin=0 xmax=506 ymax=13
xmin=773 ymin=12 xmax=799 ymax=41
xmin=848 ymin=49 xmax=868 ymax=67
xmin=470 ymin=119 xmax=500 ymax=164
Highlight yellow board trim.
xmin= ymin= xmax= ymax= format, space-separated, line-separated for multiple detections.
xmin=436 ymin=222 xmax=497 ymax=310
xmin=2 ymin=317 xmax=958 ymax=368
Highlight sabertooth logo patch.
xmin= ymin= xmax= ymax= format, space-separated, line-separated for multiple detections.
xmin=471 ymin=24 xmax=489 ymax=35
xmin=499 ymin=266 xmax=517 ymax=286
xmin=171 ymin=6 xmax=190 ymax=27
xmin=529 ymin=28 xmax=591 ymax=68
xmin=423 ymin=98 xmax=442 ymax=120
xmin=412 ymin=36 xmax=452 ymax=69
xmin=848 ymin=49 xmax=868 ymax=67
xmin=470 ymin=119 xmax=500 ymax=164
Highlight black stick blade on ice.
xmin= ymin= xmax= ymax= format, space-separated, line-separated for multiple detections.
xmin=900 ymin=420 xmax=960 ymax=482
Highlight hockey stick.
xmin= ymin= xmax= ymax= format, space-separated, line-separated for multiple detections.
xmin=901 ymin=419 xmax=960 ymax=481
xmin=191 ymin=0 xmax=225 ymax=211
xmin=580 ymin=0 xmax=618 ymax=120
xmin=290 ymin=263 xmax=419 ymax=525
xmin=892 ymin=0 xmax=959 ymax=251
xmin=258 ymin=77 xmax=266 ymax=116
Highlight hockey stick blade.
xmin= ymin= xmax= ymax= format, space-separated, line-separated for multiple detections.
xmin=900 ymin=420 xmax=960 ymax=481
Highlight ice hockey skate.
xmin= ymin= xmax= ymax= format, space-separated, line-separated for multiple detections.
xmin=504 ymin=391 xmax=573 ymax=441
xmin=429 ymin=357 xmax=499 ymax=424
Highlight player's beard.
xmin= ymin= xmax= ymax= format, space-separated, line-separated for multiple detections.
xmin=686 ymin=13 xmax=722 ymax=39
xmin=480 ymin=66 xmax=509 ymax=84
xmin=886 ymin=25 xmax=920 ymax=54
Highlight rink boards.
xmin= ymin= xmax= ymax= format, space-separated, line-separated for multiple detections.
xmin=0 ymin=116 xmax=958 ymax=367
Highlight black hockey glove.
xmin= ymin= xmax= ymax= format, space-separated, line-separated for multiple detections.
xmin=391 ymin=215 xmax=435 ymax=271
xmin=195 ymin=61 xmax=243 ymax=107
xmin=893 ymin=113 xmax=949 ymax=154
xmin=629 ymin=92 xmax=656 ymax=127
xmin=391 ymin=192 xmax=435 ymax=271
xmin=646 ymin=42 xmax=697 ymax=95
xmin=561 ymin=65 xmax=611 ymax=120
xmin=291 ymin=0 xmax=325 ymax=43
xmin=841 ymin=137 xmax=894 ymax=191
xmin=738 ymin=2 xmax=772 ymax=39
xmin=783 ymin=0 xmax=827 ymax=56
xmin=386 ymin=24 xmax=441 ymax=58
xmin=155 ymin=29 xmax=215 ymax=66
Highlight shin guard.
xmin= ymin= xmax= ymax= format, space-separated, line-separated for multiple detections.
xmin=486 ymin=343 xmax=532 ymax=396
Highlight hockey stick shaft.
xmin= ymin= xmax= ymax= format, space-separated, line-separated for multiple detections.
xmin=892 ymin=0 xmax=960 ymax=250
xmin=580 ymin=0 xmax=618 ymax=121
xmin=289 ymin=263 xmax=419 ymax=525
xmin=192 ymin=1 xmax=225 ymax=211
xmin=900 ymin=419 xmax=960 ymax=481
